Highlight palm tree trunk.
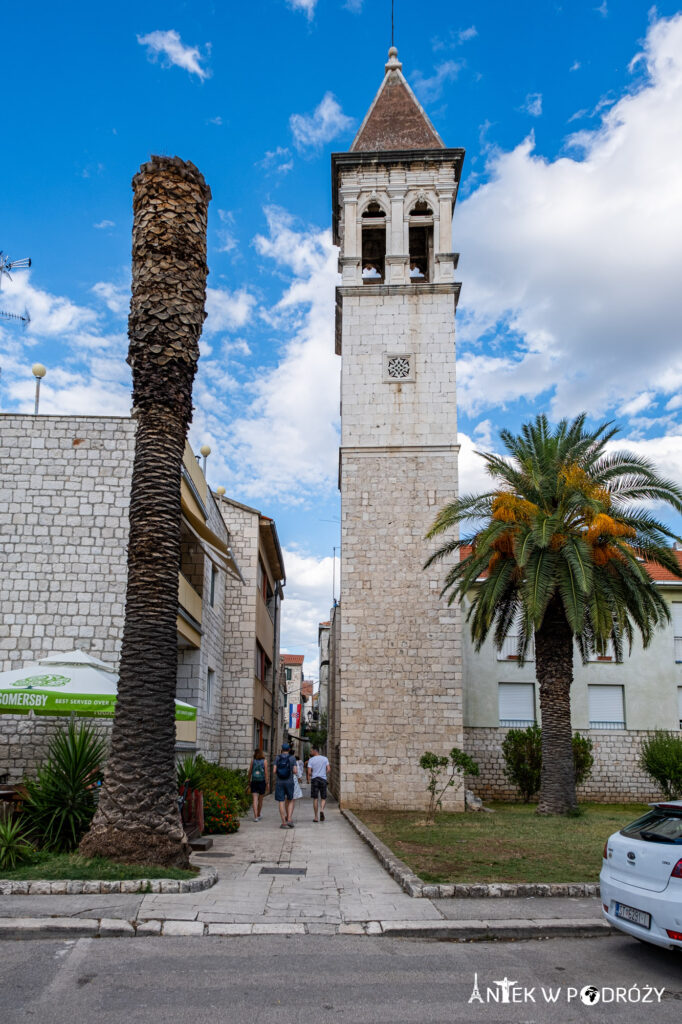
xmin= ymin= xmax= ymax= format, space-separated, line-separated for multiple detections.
xmin=535 ymin=598 xmax=577 ymax=815
xmin=80 ymin=156 xmax=211 ymax=866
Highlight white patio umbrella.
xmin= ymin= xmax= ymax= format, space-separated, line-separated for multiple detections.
xmin=0 ymin=649 xmax=196 ymax=722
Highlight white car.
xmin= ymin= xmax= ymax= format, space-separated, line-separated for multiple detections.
xmin=601 ymin=800 xmax=682 ymax=951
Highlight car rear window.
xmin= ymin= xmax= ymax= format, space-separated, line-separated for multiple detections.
xmin=621 ymin=809 xmax=682 ymax=844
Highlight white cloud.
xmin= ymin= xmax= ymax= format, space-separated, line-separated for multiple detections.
xmin=286 ymin=0 xmax=317 ymax=17
xmin=432 ymin=26 xmax=477 ymax=50
xmin=458 ymin=431 xmax=495 ymax=496
xmin=92 ymin=281 xmax=129 ymax=316
xmin=454 ymin=14 xmax=682 ymax=428
xmin=619 ymin=392 xmax=654 ymax=417
xmin=93 ymin=219 xmax=115 ymax=230
xmin=216 ymin=209 xmax=238 ymax=254
xmin=0 ymin=273 xmax=97 ymax=337
xmin=521 ymin=92 xmax=543 ymax=117
xmin=137 ymin=29 xmax=210 ymax=81
xmin=258 ymin=147 xmax=294 ymax=175
xmin=193 ymin=206 xmax=340 ymax=504
xmin=280 ymin=547 xmax=336 ymax=679
xmin=205 ymin=287 xmax=256 ymax=333
xmin=595 ymin=1 xmax=608 ymax=16
xmin=207 ymin=116 xmax=222 ymax=126
xmin=290 ymin=93 xmax=354 ymax=152
xmin=412 ymin=61 xmax=462 ymax=105
xmin=570 ymin=60 xmax=581 ymax=72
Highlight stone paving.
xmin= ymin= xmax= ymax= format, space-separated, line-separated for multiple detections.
xmin=0 ymin=793 xmax=605 ymax=938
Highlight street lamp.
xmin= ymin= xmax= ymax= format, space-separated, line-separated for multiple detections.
xmin=215 ymin=485 xmax=226 ymax=499
xmin=200 ymin=444 xmax=211 ymax=476
xmin=31 ymin=363 xmax=46 ymax=415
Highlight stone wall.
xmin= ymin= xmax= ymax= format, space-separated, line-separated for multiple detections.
xmin=338 ymin=450 xmax=463 ymax=811
xmin=464 ymin=726 xmax=666 ymax=803
xmin=218 ymin=499 xmax=260 ymax=771
xmin=0 ymin=715 xmax=113 ymax=783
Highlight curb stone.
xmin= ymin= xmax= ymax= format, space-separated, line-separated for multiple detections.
xmin=0 ymin=866 xmax=217 ymax=897
xmin=0 ymin=917 xmax=613 ymax=942
xmin=341 ymin=809 xmax=601 ymax=899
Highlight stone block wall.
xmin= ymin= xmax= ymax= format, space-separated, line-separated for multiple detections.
xmin=0 ymin=715 xmax=113 ymax=783
xmin=338 ymin=450 xmax=462 ymax=811
xmin=218 ymin=499 xmax=259 ymax=771
xmin=464 ymin=726 xmax=666 ymax=803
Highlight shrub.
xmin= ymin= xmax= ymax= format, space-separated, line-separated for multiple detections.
xmin=639 ymin=731 xmax=682 ymax=800
xmin=22 ymin=721 xmax=107 ymax=852
xmin=502 ymin=725 xmax=594 ymax=802
xmin=192 ymin=757 xmax=250 ymax=815
xmin=0 ymin=817 xmax=34 ymax=872
xmin=202 ymin=790 xmax=240 ymax=834
xmin=572 ymin=733 xmax=595 ymax=789
xmin=419 ymin=747 xmax=479 ymax=823
xmin=177 ymin=754 xmax=203 ymax=791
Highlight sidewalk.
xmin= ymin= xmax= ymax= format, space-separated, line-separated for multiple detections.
xmin=0 ymin=792 xmax=609 ymax=940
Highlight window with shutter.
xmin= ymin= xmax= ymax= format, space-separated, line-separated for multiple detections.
xmin=498 ymin=683 xmax=535 ymax=727
xmin=678 ymin=687 xmax=682 ymax=729
xmin=588 ymin=684 xmax=625 ymax=729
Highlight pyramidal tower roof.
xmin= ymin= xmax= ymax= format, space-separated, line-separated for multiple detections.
xmin=350 ymin=47 xmax=445 ymax=152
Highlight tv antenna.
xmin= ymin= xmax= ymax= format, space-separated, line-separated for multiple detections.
xmin=0 ymin=251 xmax=32 ymax=289
xmin=0 ymin=308 xmax=31 ymax=327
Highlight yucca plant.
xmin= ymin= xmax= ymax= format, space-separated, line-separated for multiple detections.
xmin=23 ymin=721 xmax=107 ymax=852
xmin=426 ymin=413 xmax=682 ymax=815
xmin=0 ymin=816 xmax=34 ymax=872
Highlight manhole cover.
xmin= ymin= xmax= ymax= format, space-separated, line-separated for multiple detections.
xmin=259 ymin=867 xmax=307 ymax=876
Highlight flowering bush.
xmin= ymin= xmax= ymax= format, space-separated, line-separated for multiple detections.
xmin=202 ymin=790 xmax=240 ymax=835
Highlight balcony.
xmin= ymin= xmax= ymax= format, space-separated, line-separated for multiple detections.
xmin=177 ymin=572 xmax=202 ymax=649
xmin=497 ymin=635 xmax=534 ymax=662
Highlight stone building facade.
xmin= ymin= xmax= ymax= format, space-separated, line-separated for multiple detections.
xmin=217 ymin=497 xmax=285 ymax=771
xmin=0 ymin=413 xmax=284 ymax=780
xmin=462 ymin=558 xmax=682 ymax=803
xmin=329 ymin=48 xmax=465 ymax=810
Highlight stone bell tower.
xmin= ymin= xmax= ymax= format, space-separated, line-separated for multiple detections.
xmin=330 ymin=47 xmax=465 ymax=810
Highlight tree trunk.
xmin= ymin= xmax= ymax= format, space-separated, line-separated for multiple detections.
xmin=535 ymin=597 xmax=577 ymax=815
xmin=80 ymin=156 xmax=211 ymax=867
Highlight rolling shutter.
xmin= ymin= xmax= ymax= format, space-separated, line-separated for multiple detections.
xmin=498 ymin=683 xmax=535 ymax=727
xmin=678 ymin=687 xmax=682 ymax=728
xmin=588 ymin=685 xmax=625 ymax=729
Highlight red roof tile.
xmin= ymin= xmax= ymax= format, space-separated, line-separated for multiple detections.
xmin=281 ymin=654 xmax=304 ymax=665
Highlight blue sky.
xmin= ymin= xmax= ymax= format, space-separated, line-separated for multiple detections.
xmin=2 ymin=1 xmax=682 ymax=675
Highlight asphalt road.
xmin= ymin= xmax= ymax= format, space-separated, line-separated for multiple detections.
xmin=2 ymin=934 xmax=680 ymax=1024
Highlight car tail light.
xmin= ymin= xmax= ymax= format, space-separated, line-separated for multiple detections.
xmin=603 ymin=904 xmax=608 ymax=912
xmin=671 ymin=860 xmax=682 ymax=879
xmin=666 ymin=929 xmax=682 ymax=941
xmin=603 ymin=841 xmax=608 ymax=859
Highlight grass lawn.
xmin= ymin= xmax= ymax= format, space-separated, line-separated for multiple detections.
xmin=356 ymin=803 xmax=650 ymax=884
xmin=1 ymin=852 xmax=198 ymax=881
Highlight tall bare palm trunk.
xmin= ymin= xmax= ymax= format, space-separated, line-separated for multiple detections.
xmin=80 ymin=156 xmax=211 ymax=866
xmin=535 ymin=598 xmax=577 ymax=815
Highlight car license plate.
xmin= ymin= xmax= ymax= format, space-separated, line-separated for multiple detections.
xmin=615 ymin=902 xmax=651 ymax=929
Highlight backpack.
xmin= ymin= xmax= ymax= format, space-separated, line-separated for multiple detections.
xmin=252 ymin=758 xmax=265 ymax=782
xmin=276 ymin=754 xmax=292 ymax=780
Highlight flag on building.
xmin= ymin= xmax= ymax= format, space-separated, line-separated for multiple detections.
xmin=289 ymin=703 xmax=301 ymax=729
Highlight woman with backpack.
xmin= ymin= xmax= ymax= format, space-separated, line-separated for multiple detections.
xmin=248 ymin=748 xmax=268 ymax=821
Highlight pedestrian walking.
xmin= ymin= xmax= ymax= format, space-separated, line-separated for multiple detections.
xmin=307 ymin=745 xmax=330 ymax=822
xmin=248 ymin=748 xmax=268 ymax=821
xmin=274 ymin=741 xmax=298 ymax=828
xmin=296 ymin=754 xmax=305 ymax=788
xmin=289 ymin=757 xmax=304 ymax=822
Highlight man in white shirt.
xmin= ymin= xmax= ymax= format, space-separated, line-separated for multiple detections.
xmin=306 ymin=745 xmax=330 ymax=822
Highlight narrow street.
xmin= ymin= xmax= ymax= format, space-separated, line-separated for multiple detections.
xmin=2 ymin=934 xmax=680 ymax=1024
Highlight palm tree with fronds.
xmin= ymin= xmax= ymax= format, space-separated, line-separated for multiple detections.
xmin=426 ymin=414 xmax=682 ymax=814
xmin=80 ymin=157 xmax=211 ymax=865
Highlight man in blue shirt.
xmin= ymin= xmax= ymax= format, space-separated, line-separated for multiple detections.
xmin=274 ymin=742 xmax=298 ymax=829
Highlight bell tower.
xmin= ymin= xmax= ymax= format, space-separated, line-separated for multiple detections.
xmin=330 ymin=47 xmax=465 ymax=810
